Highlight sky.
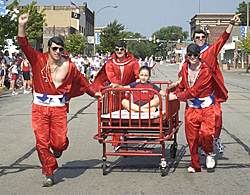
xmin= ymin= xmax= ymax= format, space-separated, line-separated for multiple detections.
xmin=15 ymin=0 xmax=242 ymax=38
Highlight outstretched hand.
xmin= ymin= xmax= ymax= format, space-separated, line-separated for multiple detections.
xmin=231 ymin=13 xmax=242 ymax=25
xmin=18 ymin=11 xmax=30 ymax=26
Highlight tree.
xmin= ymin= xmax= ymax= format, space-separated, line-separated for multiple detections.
xmin=240 ymin=34 xmax=250 ymax=54
xmin=64 ymin=33 xmax=87 ymax=55
xmin=121 ymin=31 xmax=150 ymax=59
xmin=0 ymin=0 xmax=19 ymax=51
xmin=19 ymin=1 xmax=47 ymax=48
xmin=236 ymin=1 xmax=249 ymax=26
xmin=151 ymin=26 xmax=188 ymax=58
xmin=153 ymin=26 xmax=188 ymax=42
xmin=99 ymin=20 xmax=125 ymax=53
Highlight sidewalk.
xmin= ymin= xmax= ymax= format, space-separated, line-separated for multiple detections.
xmin=222 ymin=64 xmax=250 ymax=76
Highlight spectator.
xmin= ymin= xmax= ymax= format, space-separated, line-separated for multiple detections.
xmin=0 ymin=58 xmax=7 ymax=87
xmin=8 ymin=60 xmax=19 ymax=95
xmin=21 ymin=57 xmax=31 ymax=94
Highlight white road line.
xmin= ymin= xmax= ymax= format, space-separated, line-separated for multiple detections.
xmin=0 ymin=105 xmax=31 ymax=118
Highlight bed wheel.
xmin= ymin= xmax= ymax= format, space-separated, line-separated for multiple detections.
xmin=102 ymin=160 xmax=107 ymax=175
xmin=102 ymin=157 xmax=107 ymax=175
xmin=159 ymin=158 xmax=167 ymax=176
xmin=160 ymin=168 xmax=166 ymax=177
xmin=170 ymin=142 xmax=178 ymax=159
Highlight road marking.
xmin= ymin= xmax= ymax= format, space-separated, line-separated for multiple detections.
xmin=0 ymin=105 xmax=31 ymax=118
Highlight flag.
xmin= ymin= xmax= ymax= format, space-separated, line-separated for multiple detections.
xmin=0 ymin=0 xmax=7 ymax=16
xmin=71 ymin=12 xmax=80 ymax=19
xmin=70 ymin=1 xmax=80 ymax=9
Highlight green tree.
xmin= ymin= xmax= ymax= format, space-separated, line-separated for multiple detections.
xmin=19 ymin=1 xmax=47 ymax=48
xmin=236 ymin=1 xmax=249 ymax=26
xmin=99 ymin=20 xmax=125 ymax=53
xmin=153 ymin=26 xmax=188 ymax=42
xmin=240 ymin=34 xmax=250 ymax=54
xmin=64 ymin=33 xmax=87 ymax=55
xmin=150 ymin=26 xmax=188 ymax=58
xmin=0 ymin=0 xmax=19 ymax=51
xmin=121 ymin=31 xmax=150 ymax=58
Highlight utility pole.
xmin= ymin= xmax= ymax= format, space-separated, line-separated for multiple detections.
xmin=247 ymin=0 xmax=249 ymax=73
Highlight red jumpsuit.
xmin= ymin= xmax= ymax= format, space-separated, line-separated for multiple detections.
xmin=93 ymin=52 xmax=140 ymax=146
xmin=201 ymin=31 xmax=230 ymax=138
xmin=105 ymin=52 xmax=140 ymax=85
xmin=18 ymin=36 xmax=96 ymax=176
xmin=176 ymin=60 xmax=227 ymax=172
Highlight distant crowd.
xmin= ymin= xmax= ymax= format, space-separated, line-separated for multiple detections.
xmin=0 ymin=49 xmax=158 ymax=96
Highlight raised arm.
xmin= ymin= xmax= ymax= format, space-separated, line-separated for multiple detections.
xmin=18 ymin=11 xmax=30 ymax=37
xmin=226 ymin=13 xmax=241 ymax=34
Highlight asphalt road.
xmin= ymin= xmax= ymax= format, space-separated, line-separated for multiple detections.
xmin=0 ymin=62 xmax=250 ymax=195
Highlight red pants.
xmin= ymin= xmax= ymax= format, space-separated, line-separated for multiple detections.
xmin=185 ymin=106 xmax=215 ymax=171
xmin=214 ymin=101 xmax=222 ymax=139
xmin=31 ymin=104 xmax=69 ymax=175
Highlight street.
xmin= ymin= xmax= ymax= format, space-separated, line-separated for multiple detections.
xmin=0 ymin=62 xmax=250 ymax=195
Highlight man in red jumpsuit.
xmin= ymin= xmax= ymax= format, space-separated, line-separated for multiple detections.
xmin=18 ymin=12 xmax=100 ymax=187
xmin=92 ymin=41 xmax=140 ymax=148
xmin=92 ymin=41 xmax=140 ymax=90
xmin=169 ymin=44 xmax=228 ymax=172
xmin=193 ymin=13 xmax=241 ymax=154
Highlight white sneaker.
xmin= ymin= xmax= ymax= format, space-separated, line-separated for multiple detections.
xmin=23 ymin=90 xmax=30 ymax=94
xmin=215 ymin=138 xmax=225 ymax=154
xmin=200 ymin=148 xmax=206 ymax=156
xmin=206 ymin=153 xmax=215 ymax=169
xmin=12 ymin=92 xmax=18 ymax=95
xmin=43 ymin=174 xmax=54 ymax=187
xmin=187 ymin=166 xmax=196 ymax=173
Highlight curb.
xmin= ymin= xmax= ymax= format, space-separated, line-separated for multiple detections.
xmin=0 ymin=87 xmax=7 ymax=92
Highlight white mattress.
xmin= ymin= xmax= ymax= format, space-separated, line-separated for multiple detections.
xmin=101 ymin=110 xmax=163 ymax=119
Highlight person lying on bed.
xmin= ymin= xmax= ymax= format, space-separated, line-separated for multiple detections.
xmin=112 ymin=66 xmax=165 ymax=112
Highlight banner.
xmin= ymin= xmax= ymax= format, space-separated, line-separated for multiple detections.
xmin=241 ymin=26 xmax=247 ymax=39
xmin=96 ymin=33 xmax=100 ymax=44
xmin=0 ymin=0 xmax=6 ymax=16
xmin=71 ymin=12 xmax=80 ymax=19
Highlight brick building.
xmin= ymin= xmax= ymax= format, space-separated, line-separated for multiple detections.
xmin=36 ymin=2 xmax=94 ymax=55
xmin=182 ymin=13 xmax=244 ymax=68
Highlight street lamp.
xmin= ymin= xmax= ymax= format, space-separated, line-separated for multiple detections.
xmin=93 ymin=5 xmax=118 ymax=55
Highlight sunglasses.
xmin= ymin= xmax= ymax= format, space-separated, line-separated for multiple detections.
xmin=51 ymin=47 xmax=64 ymax=52
xmin=187 ymin=53 xmax=199 ymax=57
xmin=115 ymin=48 xmax=125 ymax=52
xmin=195 ymin=35 xmax=206 ymax=40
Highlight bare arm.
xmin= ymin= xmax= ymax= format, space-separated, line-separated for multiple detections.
xmin=18 ymin=11 xmax=30 ymax=37
xmin=226 ymin=13 xmax=241 ymax=34
xmin=8 ymin=65 xmax=13 ymax=72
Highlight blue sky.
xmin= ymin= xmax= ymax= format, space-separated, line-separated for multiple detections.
xmin=17 ymin=0 xmax=242 ymax=38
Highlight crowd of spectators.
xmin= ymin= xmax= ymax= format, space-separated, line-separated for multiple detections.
xmin=0 ymin=50 xmax=32 ymax=95
xmin=0 ymin=49 xmax=151 ymax=96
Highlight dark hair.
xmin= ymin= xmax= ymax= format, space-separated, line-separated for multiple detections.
xmin=139 ymin=66 xmax=151 ymax=76
xmin=192 ymin=29 xmax=207 ymax=40
xmin=187 ymin=43 xmax=201 ymax=54
xmin=115 ymin=41 xmax=126 ymax=48
xmin=48 ymin=37 xmax=64 ymax=47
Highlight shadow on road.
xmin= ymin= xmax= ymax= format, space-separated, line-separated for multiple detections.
xmin=101 ymin=144 xmax=189 ymax=176
xmin=54 ymin=159 xmax=102 ymax=184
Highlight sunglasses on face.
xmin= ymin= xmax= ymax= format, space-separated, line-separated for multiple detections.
xmin=187 ymin=53 xmax=199 ymax=57
xmin=195 ymin=35 xmax=206 ymax=40
xmin=115 ymin=48 xmax=125 ymax=52
xmin=51 ymin=47 xmax=64 ymax=52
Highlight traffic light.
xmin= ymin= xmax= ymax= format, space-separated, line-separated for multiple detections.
xmin=138 ymin=38 xmax=141 ymax=42
xmin=153 ymin=35 xmax=156 ymax=43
